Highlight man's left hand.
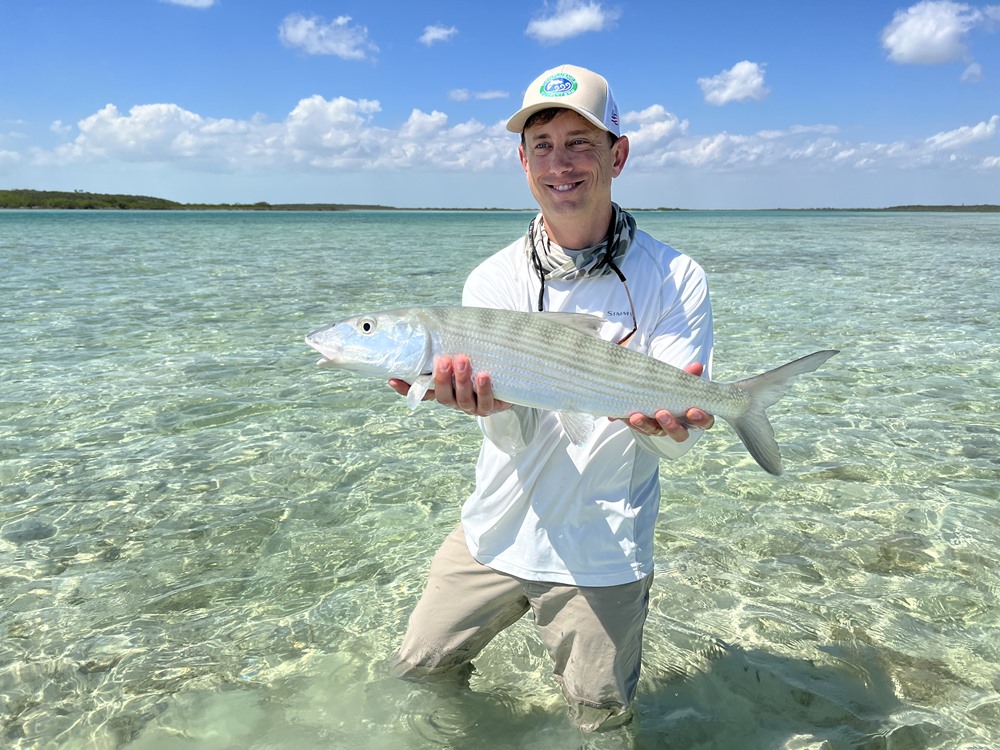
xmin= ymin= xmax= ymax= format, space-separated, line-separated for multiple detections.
xmin=615 ymin=362 xmax=715 ymax=442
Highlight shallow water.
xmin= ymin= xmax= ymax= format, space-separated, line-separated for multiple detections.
xmin=1 ymin=209 xmax=998 ymax=749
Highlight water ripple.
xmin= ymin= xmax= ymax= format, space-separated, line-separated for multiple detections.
xmin=1 ymin=210 xmax=998 ymax=749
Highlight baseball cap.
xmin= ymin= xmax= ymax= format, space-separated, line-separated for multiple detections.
xmin=506 ymin=64 xmax=620 ymax=137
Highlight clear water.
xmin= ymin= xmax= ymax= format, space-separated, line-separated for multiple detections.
xmin=1 ymin=209 xmax=997 ymax=749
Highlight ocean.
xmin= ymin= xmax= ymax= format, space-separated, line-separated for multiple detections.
xmin=1 ymin=209 xmax=998 ymax=749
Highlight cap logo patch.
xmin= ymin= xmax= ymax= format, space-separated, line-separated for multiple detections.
xmin=540 ymin=73 xmax=578 ymax=98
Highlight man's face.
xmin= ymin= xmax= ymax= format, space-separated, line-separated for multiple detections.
xmin=518 ymin=110 xmax=628 ymax=245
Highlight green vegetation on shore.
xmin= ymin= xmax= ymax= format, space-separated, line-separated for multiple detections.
xmin=1 ymin=189 xmax=997 ymax=212
xmin=0 ymin=189 xmax=396 ymax=211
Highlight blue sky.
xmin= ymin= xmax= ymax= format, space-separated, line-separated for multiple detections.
xmin=1 ymin=0 xmax=998 ymax=208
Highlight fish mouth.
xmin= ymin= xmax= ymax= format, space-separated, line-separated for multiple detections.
xmin=304 ymin=328 xmax=340 ymax=366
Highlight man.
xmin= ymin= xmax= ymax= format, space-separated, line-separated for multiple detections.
xmin=389 ymin=64 xmax=715 ymax=731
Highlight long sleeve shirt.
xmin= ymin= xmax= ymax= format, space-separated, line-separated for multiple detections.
xmin=458 ymin=228 xmax=714 ymax=586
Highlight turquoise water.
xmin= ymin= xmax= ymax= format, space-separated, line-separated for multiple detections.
xmin=1 ymin=209 xmax=998 ymax=749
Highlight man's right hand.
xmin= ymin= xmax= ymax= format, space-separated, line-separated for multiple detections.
xmin=388 ymin=354 xmax=512 ymax=417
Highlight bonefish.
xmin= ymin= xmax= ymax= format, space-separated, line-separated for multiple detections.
xmin=306 ymin=306 xmax=838 ymax=475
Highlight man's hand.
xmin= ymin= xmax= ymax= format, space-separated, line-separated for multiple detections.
xmin=388 ymin=354 xmax=512 ymax=417
xmin=614 ymin=362 xmax=715 ymax=442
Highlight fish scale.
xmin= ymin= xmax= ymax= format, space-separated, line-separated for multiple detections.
xmin=426 ymin=306 xmax=738 ymax=417
xmin=306 ymin=305 xmax=838 ymax=475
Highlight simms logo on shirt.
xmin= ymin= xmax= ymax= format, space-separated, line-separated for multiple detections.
xmin=540 ymin=74 xmax=577 ymax=97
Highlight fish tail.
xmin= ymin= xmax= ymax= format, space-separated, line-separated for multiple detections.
xmin=723 ymin=350 xmax=839 ymax=475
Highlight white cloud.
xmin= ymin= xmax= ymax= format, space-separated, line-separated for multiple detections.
xmin=37 ymin=96 xmax=511 ymax=173
xmin=961 ymin=62 xmax=983 ymax=81
xmin=160 ymin=0 xmax=216 ymax=7
xmin=399 ymin=110 xmax=449 ymax=140
xmin=923 ymin=114 xmax=998 ymax=150
xmin=880 ymin=1 xmax=995 ymax=64
xmin=623 ymin=107 xmax=1000 ymax=172
xmin=449 ymin=89 xmax=509 ymax=101
xmin=278 ymin=14 xmax=378 ymax=60
xmin=698 ymin=61 xmax=769 ymax=105
xmin=22 ymin=96 xmax=1000 ymax=186
xmin=53 ymin=103 xmax=206 ymax=162
xmin=526 ymin=0 xmax=621 ymax=43
xmin=419 ymin=25 xmax=458 ymax=46
xmin=621 ymin=105 xmax=688 ymax=150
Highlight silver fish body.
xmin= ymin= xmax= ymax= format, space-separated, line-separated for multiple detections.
xmin=306 ymin=306 xmax=838 ymax=475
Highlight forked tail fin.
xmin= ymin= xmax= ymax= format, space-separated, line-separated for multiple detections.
xmin=722 ymin=350 xmax=839 ymax=475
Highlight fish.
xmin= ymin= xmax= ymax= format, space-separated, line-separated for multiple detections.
xmin=305 ymin=306 xmax=838 ymax=475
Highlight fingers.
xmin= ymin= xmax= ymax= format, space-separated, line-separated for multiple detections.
xmin=432 ymin=356 xmax=455 ymax=406
xmin=387 ymin=378 xmax=413 ymax=398
xmin=621 ymin=406 xmax=713 ymax=442
xmin=622 ymin=410 xmax=690 ymax=442
xmin=433 ymin=355 xmax=476 ymax=412
xmin=450 ymin=355 xmax=479 ymax=413
xmin=652 ymin=410 xmax=692 ymax=442
xmin=683 ymin=361 xmax=704 ymax=377
xmin=432 ymin=355 xmax=506 ymax=416
xmin=632 ymin=362 xmax=713 ymax=438
xmin=684 ymin=407 xmax=715 ymax=431
xmin=474 ymin=372 xmax=497 ymax=414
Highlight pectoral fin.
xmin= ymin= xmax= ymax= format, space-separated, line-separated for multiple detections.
xmin=406 ymin=374 xmax=434 ymax=410
xmin=558 ymin=411 xmax=595 ymax=445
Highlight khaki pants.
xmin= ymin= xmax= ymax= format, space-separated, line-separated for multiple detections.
xmin=391 ymin=526 xmax=652 ymax=732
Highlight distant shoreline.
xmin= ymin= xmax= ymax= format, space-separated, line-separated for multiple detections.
xmin=1 ymin=189 xmax=998 ymax=213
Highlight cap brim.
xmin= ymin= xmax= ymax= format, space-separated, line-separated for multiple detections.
xmin=505 ymin=103 xmax=612 ymax=134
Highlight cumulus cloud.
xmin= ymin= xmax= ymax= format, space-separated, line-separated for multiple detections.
xmin=621 ymin=105 xmax=689 ymax=151
xmin=39 ymin=97 xmax=511 ymax=173
xmin=526 ymin=0 xmax=621 ymax=43
xmin=622 ymin=106 xmax=1000 ymax=172
xmin=27 ymin=96 xmax=1000 ymax=181
xmin=279 ymin=14 xmax=378 ymax=60
xmin=419 ymin=24 xmax=458 ymax=46
xmin=698 ymin=61 xmax=769 ymax=105
xmin=881 ymin=1 xmax=998 ymax=64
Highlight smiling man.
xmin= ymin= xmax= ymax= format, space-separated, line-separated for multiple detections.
xmin=389 ymin=65 xmax=716 ymax=732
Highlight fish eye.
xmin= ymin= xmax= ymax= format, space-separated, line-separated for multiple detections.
xmin=358 ymin=317 xmax=377 ymax=334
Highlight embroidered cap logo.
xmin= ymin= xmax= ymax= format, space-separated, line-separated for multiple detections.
xmin=541 ymin=74 xmax=578 ymax=98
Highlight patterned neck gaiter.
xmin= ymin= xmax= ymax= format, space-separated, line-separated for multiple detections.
xmin=525 ymin=202 xmax=637 ymax=310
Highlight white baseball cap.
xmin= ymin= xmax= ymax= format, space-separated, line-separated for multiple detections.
xmin=506 ymin=64 xmax=620 ymax=137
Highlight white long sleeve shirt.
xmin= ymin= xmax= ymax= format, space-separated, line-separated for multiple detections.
xmin=459 ymin=228 xmax=714 ymax=586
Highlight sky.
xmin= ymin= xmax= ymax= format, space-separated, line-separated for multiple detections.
xmin=1 ymin=0 xmax=998 ymax=209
